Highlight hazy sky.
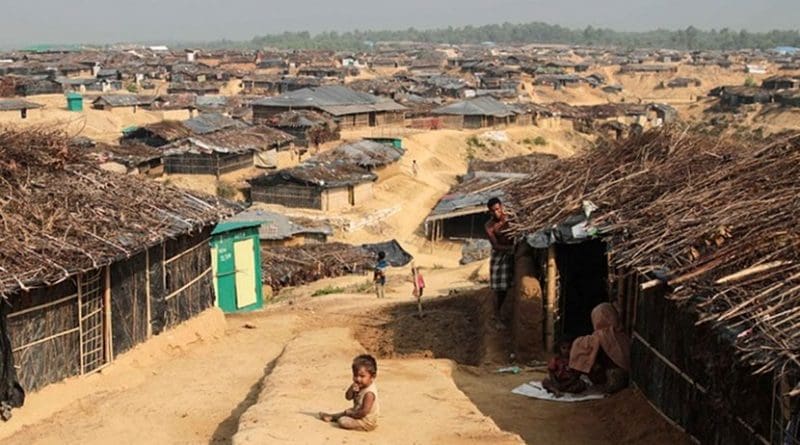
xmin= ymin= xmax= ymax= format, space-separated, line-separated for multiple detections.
xmin=1 ymin=0 xmax=798 ymax=47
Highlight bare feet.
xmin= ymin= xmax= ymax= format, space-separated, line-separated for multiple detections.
xmin=319 ymin=412 xmax=334 ymax=422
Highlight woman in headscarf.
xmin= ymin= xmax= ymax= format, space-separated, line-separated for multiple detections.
xmin=569 ymin=302 xmax=631 ymax=394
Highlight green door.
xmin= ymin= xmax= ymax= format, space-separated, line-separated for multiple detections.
xmin=211 ymin=223 xmax=264 ymax=313
xmin=214 ymin=237 xmax=239 ymax=313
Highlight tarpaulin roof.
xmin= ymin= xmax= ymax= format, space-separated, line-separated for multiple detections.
xmin=432 ymin=96 xmax=517 ymax=117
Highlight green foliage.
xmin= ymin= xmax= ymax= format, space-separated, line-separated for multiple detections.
xmin=241 ymin=23 xmax=800 ymax=51
xmin=125 ymin=83 xmax=138 ymax=93
xmin=467 ymin=135 xmax=486 ymax=148
xmin=744 ymin=76 xmax=757 ymax=87
xmin=216 ymin=181 xmax=237 ymax=199
xmin=344 ymin=280 xmax=375 ymax=294
xmin=525 ymin=136 xmax=547 ymax=146
xmin=311 ymin=286 xmax=345 ymax=297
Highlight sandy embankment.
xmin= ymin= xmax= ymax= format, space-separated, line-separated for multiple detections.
xmin=232 ymin=327 xmax=524 ymax=445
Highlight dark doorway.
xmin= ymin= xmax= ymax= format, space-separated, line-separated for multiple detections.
xmin=439 ymin=213 xmax=488 ymax=239
xmin=368 ymin=112 xmax=377 ymax=126
xmin=555 ymin=240 xmax=609 ymax=339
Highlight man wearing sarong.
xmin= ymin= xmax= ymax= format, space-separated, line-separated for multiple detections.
xmin=485 ymin=197 xmax=514 ymax=329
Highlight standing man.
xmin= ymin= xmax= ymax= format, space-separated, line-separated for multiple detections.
xmin=485 ymin=197 xmax=514 ymax=329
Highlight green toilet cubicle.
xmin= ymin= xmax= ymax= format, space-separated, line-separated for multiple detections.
xmin=210 ymin=221 xmax=264 ymax=313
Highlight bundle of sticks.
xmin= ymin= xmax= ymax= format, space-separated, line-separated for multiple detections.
xmin=507 ymin=127 xmax=800 ymax=375
xmin=261 ymin=242 xmax=374 ymax=292
xmin=0 ymin=128 xmax=234 ymax=295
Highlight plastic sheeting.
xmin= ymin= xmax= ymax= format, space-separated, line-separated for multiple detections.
xmin=361 ymin=240 xmax=413 ymax=267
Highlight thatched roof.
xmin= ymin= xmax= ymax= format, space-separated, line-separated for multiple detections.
xmin=0 ymin=128 xmax=237 ymax=295
xmin=507 ymin=128 xmax=800 ymax=376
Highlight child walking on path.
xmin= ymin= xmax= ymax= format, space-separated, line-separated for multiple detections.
xmin=319 ymin=355 xmax=380 ymax=431
xmin=411 ymin=266 xmax=425 ymax=317
xmin=374 ymin=251 xmax=388 ymax=299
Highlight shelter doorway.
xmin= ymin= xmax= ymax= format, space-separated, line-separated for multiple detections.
xmin=555 ymin=240 xmax=609 ymax=339
xmin=369 ymin=112 xmax=377 ymax=126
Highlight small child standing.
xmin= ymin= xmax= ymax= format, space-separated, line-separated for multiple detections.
xmin=320 ymin=354 xmax=380 ymax=431
xmin=542 ymin=338 xmax=586 ymax=397
xmin=373 ymin=251 xmax=388 ymax=299
xmin=411 ymin=266 xmax=425 ymax=317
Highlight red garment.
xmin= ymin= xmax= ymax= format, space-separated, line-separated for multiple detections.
xmin=415 ymin=273 xmax=425 ymax=289
xmin=547 ymin=356 xmax=574 ymax=382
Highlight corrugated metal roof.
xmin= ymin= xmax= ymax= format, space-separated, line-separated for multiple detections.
xmin=313 ymin=139 xmax=403 ymax=167
xmin=0 ymin=98 xmax=43 ymax=110
xmin=252 ymin=85 xmax=405 ymax=114
xmin=211 ymin=220 xmax=262 ymax=235
xmin=225 ymin=209 xmax=332 ymax=240
xmin=93 ymin=95 xmax=153 ymax=107
xmin=183 ymin=112 xmax=246 ymax=135
xmin=432 ymin=96 xmax=516 ymax=117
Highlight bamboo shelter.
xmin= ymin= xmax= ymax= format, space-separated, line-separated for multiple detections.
xmin=505 ymin=128 xmax=800 ymax=444
xmin=262 ymin=240 xmax=412 ymax=293
xmin=0 ymin=128 xmax=236 ymax=416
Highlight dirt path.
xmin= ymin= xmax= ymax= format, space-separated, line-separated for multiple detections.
xmin=0 ymin=310 xmax=300 ymax=445
xmin=0 ymin=270 xmax=689 ymax=444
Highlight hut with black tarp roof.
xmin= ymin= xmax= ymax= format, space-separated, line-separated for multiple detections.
xmin=0 ymin=129 xmax=236 ymax=418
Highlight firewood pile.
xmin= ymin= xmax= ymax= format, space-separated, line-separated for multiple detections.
xmin=0 ymin=128 xmax=235 ymax=295
xmin=507 ymin=127 xmax=800 ymax=376
xmin=261 ymin=242 xmax=374 ymax=292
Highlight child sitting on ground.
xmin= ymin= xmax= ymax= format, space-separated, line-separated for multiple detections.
xmin=319 ymin=354 xmax=380 ymax=431
xmin=542 ymin=338 xmax=587 ymax=397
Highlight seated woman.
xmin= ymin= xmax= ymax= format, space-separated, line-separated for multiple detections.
xmin=569 ymin=303 xmax=631 ymax=394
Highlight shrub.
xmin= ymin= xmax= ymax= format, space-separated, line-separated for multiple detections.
xmin=216 ymin=181 xmax=237 ymax=199
xmin=311 ymin=286 xmax=345 ymax=297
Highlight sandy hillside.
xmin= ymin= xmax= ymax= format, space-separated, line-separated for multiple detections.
xmin=0 ymin=93 xmax=188 ymax=143
xmin=253 ymin=126 xmax=591 ymax=268
xmin=524 ymin=64 xmax=783 ymax=108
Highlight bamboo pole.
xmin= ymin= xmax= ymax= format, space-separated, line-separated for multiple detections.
xmin=545 ymin=245 xmax=557 ymax=352
xmin=104 ymin=265 xmax=113 ymax=362
xmin=78 ymin=274 xmax=84 ymax=375
xmin=145 ymin=248 xmax=152 ymax=338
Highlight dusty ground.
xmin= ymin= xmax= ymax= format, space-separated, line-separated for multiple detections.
xmin=0 ymin=266 xmax=690 ymax=445
xmin=0 ymin=74 xmax=722 ymax=445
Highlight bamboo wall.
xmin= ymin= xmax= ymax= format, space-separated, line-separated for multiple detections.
xmin=164 ymin=152 xmax=254 ymax=176
xmin=5 ymin=228 xmax=216 ymax=394
xmin=624 ymin=272 xmax=779 ymax=444
xmin=251 ymin=183 xmax=323 ymax=209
